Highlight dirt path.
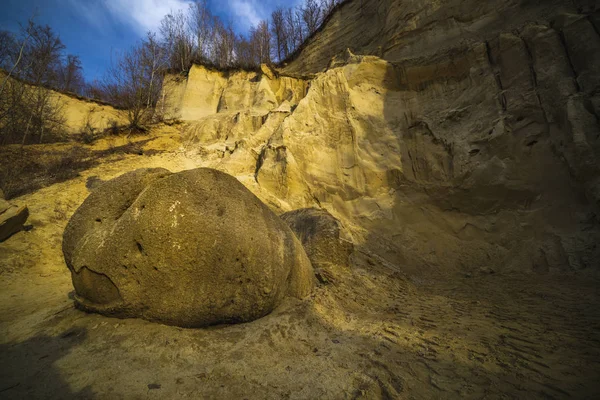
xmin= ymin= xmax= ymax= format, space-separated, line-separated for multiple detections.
xmin=1 ymin=138 xmax=599 ymax=399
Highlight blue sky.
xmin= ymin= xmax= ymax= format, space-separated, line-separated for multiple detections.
xmin=0 ymin=0 xmax=301 ymax=82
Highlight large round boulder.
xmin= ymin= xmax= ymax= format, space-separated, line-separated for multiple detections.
xmin=63 ymin=168 xmax=314 ymax=327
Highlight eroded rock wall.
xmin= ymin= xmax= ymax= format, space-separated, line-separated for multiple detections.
xmin=160 ymin=64 xmax=307 ymax=121
xmin=0 ymin=70 xmax=127 ymax=135
xmin=280 ymin=0 xmax=600 ymax=210
xmin=56 ymin=92 xmax=127 ymax=134
xmin=163 ymin=0 xmax=600 ymax=275
xmin=281 ymin=0 xmax=596 ymax=76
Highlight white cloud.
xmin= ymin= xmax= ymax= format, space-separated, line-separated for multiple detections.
xmin=104 ymin=0 xmax=194 ymax=34
xmin=67 ymin=0 xmax=111 ymax=32
xmin=223 ymin=0 xmax=305 ymax=31
xmin=228 ymin=0 xmax=263 ymax=30
xmin=67 ymin=0 xmax=193 ymax=36
xmin=68 ymin=0 xmax=306 ymax=38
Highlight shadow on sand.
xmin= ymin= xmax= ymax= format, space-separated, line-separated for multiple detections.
xmin=0 ymin=328 xmax=94 ymax=399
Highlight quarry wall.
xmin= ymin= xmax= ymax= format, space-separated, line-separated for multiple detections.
xmin=163 ymin=0 xmax=600 ymax=274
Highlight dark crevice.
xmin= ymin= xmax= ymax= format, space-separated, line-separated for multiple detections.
xmin=254 ymin=145 xmax=269 ymax=182
xmin=135 ymin=241 xmax=145 ymax=255
xmin=587 ymin=15 xmax=600 ymax=38
xmin=555 ymin=29 xmax=582 ymax=92
xmin=521 ymin=37 xmax=538 ymax=88
xmin=114 ymin=199 xmax=136 ymax=222
xmin=520 ymin=35 xmax=551 ymax=133
xmin=216 ymin=84 xmax=227 ymax=113
xmin=484 ymin=40 xmax=507 ymax=112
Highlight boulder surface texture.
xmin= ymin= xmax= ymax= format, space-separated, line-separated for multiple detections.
xmin=63 ymin=168 xmax=314 ymax=327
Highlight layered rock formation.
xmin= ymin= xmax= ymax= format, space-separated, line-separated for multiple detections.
xmin=160 ymin=64 xmax=306 ymax=121
xmin=281 ymin=0 xmax=600 ymax=211
xmin=63 ymin=168 xmax=314 ymax=327
xmin=160 ymin=0 xmax=600 ymax=275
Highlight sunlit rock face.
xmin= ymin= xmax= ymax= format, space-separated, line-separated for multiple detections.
xmin=281 ymin=0 xmax=600 ymax=215
xmin=159 ymin=64 xmax=307 ymax=122
xmin=0 ymin=70 xmax=127 ymax=136
xmin=62 ymin=168 xmax=314 ymax=328
xmin=159 ymin=0 xmax=600 ymax=275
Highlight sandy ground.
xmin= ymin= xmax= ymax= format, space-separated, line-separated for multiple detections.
xmin=1 ymin=132 xmax=600 ymax=399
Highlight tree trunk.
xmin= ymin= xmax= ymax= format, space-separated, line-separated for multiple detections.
xmin=21 ymin=113 xmax=33 ymax=146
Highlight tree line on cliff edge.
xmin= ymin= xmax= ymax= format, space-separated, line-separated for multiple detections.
xmin=0 ymin=0 xmax=344 ymax=143
xmin=163 ymin=0 xmax=344 ymax=71
xmin=0 ymin=20 xmax=86 ymax=145
xmin=91 ymin=0 xmax=344 ymax=129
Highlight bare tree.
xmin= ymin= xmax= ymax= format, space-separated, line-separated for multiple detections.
xmin=83 ymin=79 xmax=106 ymax=101
xmin=235 ymin=34 xmax=254 ymax=69
xmin=285 ymin=7 xmax=305 ymax=51
xmin=102 ymin=41 xmax=155 ymax=128
xmin=140 ymin=32 xmax=167 ymax=112
xmin=0 ymin=31 xmax=17 ymax=69
xmin=21 ymin=24 xmax=66 ymax=143
xmin=188 ymin=0 xmax=214 ymax=62
xmin=0 ymin=22 xmax=69 ymax=145
xmin=271 ymin=8 xmax=289 ymax=61
xmin=252 ymin=21 xmax=271 ymax=64
xmin=213 ymin=18 xmax=236 ymax=68
xmin=160 ymin=10 xmax=195 ymax=72
xmin=57 ymin=54 xmax=85 ymax=94
xmin=22 ymin=24 xmax=65 ymax=86
xmin=320 ymin=0 xmax=341 ymax=16
xmin=301 ymin=0 xmax=322 ymax=36
xmin=0 ymin=20 xmax=34 ymax=98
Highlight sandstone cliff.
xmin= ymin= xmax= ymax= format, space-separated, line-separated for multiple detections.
xmin=2 ymin=1 xmax=600 ymax=398
xmin=0 ymin=70 xmax=127 ymax=136
xmin=280 ymin=0 xmax=600 ymax=214
xmin=161 ymin=0 xmax=600 ymax=276
xmin=55 ymin=91 xmax=127 ymax=135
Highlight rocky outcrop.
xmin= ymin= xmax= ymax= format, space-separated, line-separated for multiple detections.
xmin=1 ymin=189 xmax=29 ymax=242
xmin=0 ymin=197 xmax=29 ymax=242
xmin=63 ymin=168 xmax=314 ymax=327
xmin=156 ymin=0 xmax=600 ymax=275
xmin=160 ymin=64 xmax=307 ymax=121
xmin=279 ymin=0 xmax=600 ymax=209
xmin=281 ymin=208 xmax=353 ymax=269
xmin=281 ymin=0 xmax=596 ymax=76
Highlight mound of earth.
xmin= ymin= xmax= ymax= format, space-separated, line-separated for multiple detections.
xmin=62 ymin=167 xmax=314 ymax=327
